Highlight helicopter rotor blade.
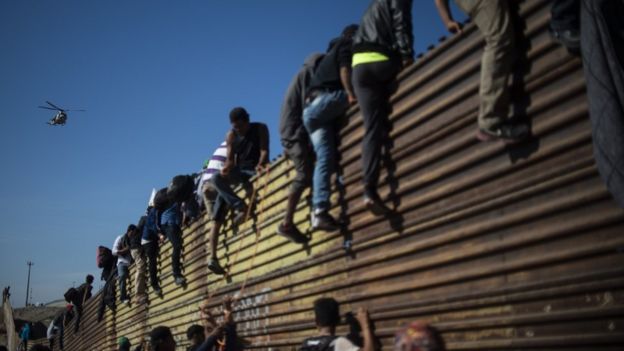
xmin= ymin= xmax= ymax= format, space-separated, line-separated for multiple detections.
xmin=38 ymin=106 xmax=58 ymax=110
xmin=65 ymin=109 xmax=86 ymax=112
xmin=45 ymin=101 xmax=65 ymax=111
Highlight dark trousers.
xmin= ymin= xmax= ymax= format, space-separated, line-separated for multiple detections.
xmin=211 ymin=167 xmax=254 ymax=221
xmin=551 ymin=0 xmax=580 ymax=30
xmin=283 ymin=139 xmax=313 ymax=194
xmin=142 ymin=241 xmax=160 ymax=289
xmin=162 ymin=224 xmax=183 ymax=278
xmin=353 ymin=59 xmax=399 ymax=197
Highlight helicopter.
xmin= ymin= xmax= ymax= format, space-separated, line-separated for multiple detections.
xmin=38 ymin=101 xmax=85 ymax=126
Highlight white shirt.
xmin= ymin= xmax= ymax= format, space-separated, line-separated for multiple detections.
xmin=112 ymin=235 xmax=132 ymax=266
xmin=331 ymin=336 xmax=360 ymax=351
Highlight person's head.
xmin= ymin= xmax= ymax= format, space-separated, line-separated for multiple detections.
xmin=126 ymin=224 xmax=137 ymax=235
xmin=393 ymin=321 xmax=445 ymax=351
xmin=341 ymin=24 xmax=359 ymax=39
xmin=186 ymin=324 xmax=204 ymax=346
xmin=229 ymin=107 xmax=250 ymax=135
xmin=118 ymin=336 xmax=131 ymax=351
xmin=29 ymin=346 xmax=51 ymax=351
xmin=149 ymin=326 xmax=175 ymax=351
xmin=313 ymin=297 xmax=341 ymax=330
xmin=85 ymin=274 xmax=94 ymax=284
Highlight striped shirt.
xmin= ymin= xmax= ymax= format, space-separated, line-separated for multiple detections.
xmin=198 ymin=141 xmax=227 ymax=191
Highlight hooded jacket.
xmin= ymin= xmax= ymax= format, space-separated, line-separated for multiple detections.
xmin=279 ymin=53 xmax=325 ymax=145
xmin=353 ymin=0 xmax=414 ymax=61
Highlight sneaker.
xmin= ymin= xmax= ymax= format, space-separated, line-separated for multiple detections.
xmin=550 ymin=27 xmax=580 ymax=53
xmin=312 ymin=210 xmax=340 ymax=231
xmin=363 ymin=194 xmax=391 ymax=216
xmin=277 ymin=223 xmax=309 ymax=244
xmin=208 ymin=258 xmax=226 ymax=275
xmin=477 ymin=123 xmax=529 ymax=143
xmin=152 ymin=286 xmax=162 ymax=296
xmin=232 ymin=206 xmax=247 ymax=225
xmin=121 ymin=298 xmax=130 ymax=305
xmin=174 ymin=276 xmax=187 ymax=286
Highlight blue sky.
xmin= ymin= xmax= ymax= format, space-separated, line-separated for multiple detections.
xmin=0 ymin=1 xmax=464 ymax=307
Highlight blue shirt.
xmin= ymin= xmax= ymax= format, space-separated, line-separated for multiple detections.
xmin=141 ymin=207 xmax=159 ymax=242
xmin=160 ymin=202 xmax=182 ymax=227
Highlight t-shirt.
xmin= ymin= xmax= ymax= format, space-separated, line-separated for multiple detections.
xmin=331 ymin=336 xmax=359 ymax=351
xmin=309 ymin=36 xmax=353 ymax=91
xmin=198 ymin=141 xmax=227 ymax=191
xmin=232 ymin=122 xmax=268 ymax=171
xmin=113 ymin=234 xmax=132 ymax=266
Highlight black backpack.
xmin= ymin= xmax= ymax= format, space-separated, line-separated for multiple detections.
xmin=153 ymin=187 xmax=171 ymax=210
xmin=64 ymin=287 xmax=78 ymax=303
xmin=299 ymin=336 xmax=338 ymax=351
xmin=167 ymin=174 xmax=195 ymax=203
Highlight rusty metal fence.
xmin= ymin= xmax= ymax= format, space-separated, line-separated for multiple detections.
xmin=59 ymin=1 xmax=624 ymax=350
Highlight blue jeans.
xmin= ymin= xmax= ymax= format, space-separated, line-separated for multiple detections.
xmin=117 ymin=263 xmax=129 ymax=300
xmin=303 ymin=90 xmax=349 ymax=211
xmin=210 ymin=167 xmax=255 ymax=221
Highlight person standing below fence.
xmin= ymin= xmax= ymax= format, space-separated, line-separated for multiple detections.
xmin=303 ymin=25 xmax=358 ymax=232
xmin=113 ymin=225 xmax=134 ymax=304
xmin=160 ymin=200 xmax=187 ymax=287
xmin=299 ymin=298 xmax=374 ymax=351
xmin=435 ymin=0 xmax=529 ymax=143
xmin=207 ymin=107 xmax=269 ymax=275
xmin=352 ymin=0 xmax=414 ymax=215
xmin=277 ymin=53 xmax=325 ymax=243
xmin=18 ymin=323 xmax=30 ymax=351
xmin=141 ymin=205 xmax=163 ymax=296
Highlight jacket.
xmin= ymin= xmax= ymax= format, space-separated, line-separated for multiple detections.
xmin=279 ymin=53 xmax=324 ymax=145
xmin=353 ymin=0 xmax=414 ymax=61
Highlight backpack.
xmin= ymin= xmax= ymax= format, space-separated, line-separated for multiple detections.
xmin=96 ymin=246 xmax=113 ymax=268
xmin=64 ymin=287 xmax=78 ymax=303
xmin=299 ymin=336 xmax=338 ymax=351
xmin=153 ymin=187 xmax=171 ymax=211
xmin=167 ymin=174 xmax=195 ymax=203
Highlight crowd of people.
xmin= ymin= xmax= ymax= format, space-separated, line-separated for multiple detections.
xmin=7 ymin=0 xmax=622 ymax=350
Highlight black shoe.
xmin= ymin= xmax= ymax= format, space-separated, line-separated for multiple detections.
xmin=477 ymin=123 xmax=529 ymax=144
xmin=277 ymin=223 xmax=309 ymax=244
xmin=152 ymin=286 xmax=162 ymax=296
xmin=363 ymin=195 xmax=391 ymax=216
xmin=550 ymin=27 xmax=580 ymax=53
xmin=208 ymin=258 xmax=226 ymax=275
xmin=312 ymin=210 xmax=340 ymax=231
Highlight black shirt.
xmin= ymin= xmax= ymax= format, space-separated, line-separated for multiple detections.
xmin=309 ymin=36 xmax=353 ymax=91
xmin=232 ymin=122 xmax=267 ymax=171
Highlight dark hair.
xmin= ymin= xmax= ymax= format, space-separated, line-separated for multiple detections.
xmin=149 ymin=326 xmax=173 ymax=349
xmin=29 ymin=346 xmax=52 ymax=351
xmin=342 ymin=24 xmax=359 ymax=38
xmin=186 ymin=324 xmax=204 ymax=340
xmin=86 ymin=274 xmax=94 ymax=284
xmin=313 ymin=297 xmax=341 ymax=327
xmin=229 ymin=107 xmax=250 ymax=123
xmin=127 ymin=224 xmax=137 ymax=233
